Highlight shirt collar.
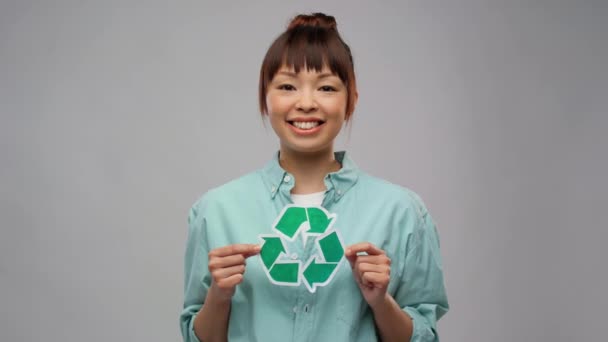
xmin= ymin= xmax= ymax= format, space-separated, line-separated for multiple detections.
xmin=261 ymin=150 xmax=359 ymax=203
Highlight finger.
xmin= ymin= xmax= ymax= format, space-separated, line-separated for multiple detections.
xmin=211 ymin=264 xmax=246 ymax=280
xmin=361 ymin=272 xmax=390 ymax=289
xmin=360 ymin=276 xmax=372 ymax=288
xmin=354 ymin=255 xmax=392 ymax=267
xmin=345 ymin=252 xmax=358 ymax=268
xmin=349 ymin=262 xmax=363 ymax=283
xmin=345 ymin=242 xmax=385 ymax=256
xmin=208 ymin=254 xmax=246 ymax=269
xmin=356 ymin=262 xmax=390 ymax=275
xmin=359 ymin=272 xmax=376 ymax=288
xmin=347 ymin=252 xmax=391 ymax=270
xmin=215 ymin=273 xmax=244 ymax=290
xmin=209 ymin=244 xmax=261 ymax=258
xmin=242 ymin=245 xmax=263 ymax=258
xmin=355 ymin=262 xmax=390 ymax=287
xmin=351 ymin=269 xmax=368 ymax=287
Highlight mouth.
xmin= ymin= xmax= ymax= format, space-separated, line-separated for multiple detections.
xmin=287 ymin=120 xmax=325 ymax=131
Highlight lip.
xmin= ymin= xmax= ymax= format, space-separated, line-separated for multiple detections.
xmin=287 ymin=117 xmax=324 ymax=123
xmin=287 ymin=120 xmax=324 ymax=136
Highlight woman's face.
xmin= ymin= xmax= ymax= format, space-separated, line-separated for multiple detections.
xmin=266 ymin=64 xmax=348 ymax=155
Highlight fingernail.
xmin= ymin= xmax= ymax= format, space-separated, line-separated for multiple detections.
xmin=255 ymin=245 xmax=262 ymax=252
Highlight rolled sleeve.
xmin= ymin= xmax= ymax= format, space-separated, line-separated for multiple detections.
xmin=180 ymin=198 xmax=211 ymax=342
xmin=395 ymin=202 xmax=449 ymax=342
xmin=180 ymin=306 xmax=202 ymax=342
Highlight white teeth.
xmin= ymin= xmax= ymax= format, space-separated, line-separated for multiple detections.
xmin=292 ymin=121 xmax=320 ymax=130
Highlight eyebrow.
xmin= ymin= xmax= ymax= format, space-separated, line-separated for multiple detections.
xmin=276 ymin=71 xmax=336 ymax=79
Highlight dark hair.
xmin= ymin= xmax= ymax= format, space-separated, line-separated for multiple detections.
xmin=258 ymin=13 xmax=357 ymax=120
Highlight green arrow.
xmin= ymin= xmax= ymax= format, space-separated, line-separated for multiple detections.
xmin=318 ymin=231 xmax=344 ymax=263
xmin=260 ymin=237 xmax=285 ymax=269
xmin=303 ymin=259 xmax=337 ymax=290
xmin=306 ymin=208 xmax=334 ymax=234
xmin=269 ymin=263 xmax=299 ymax=283
xmin=275 ymin=207 xmax=307 ymax=238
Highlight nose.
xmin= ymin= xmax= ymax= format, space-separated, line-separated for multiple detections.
xmin=296 ymin=89 xmax=317 ymax=113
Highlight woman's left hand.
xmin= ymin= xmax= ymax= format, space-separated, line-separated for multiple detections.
xmin=344 ymin=242 xmax=391 ymax=308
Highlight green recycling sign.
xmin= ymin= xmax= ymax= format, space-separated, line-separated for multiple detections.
xmin=259 ymin=205 xmax=345 ymax=293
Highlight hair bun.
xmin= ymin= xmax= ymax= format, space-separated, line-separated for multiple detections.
xmin=287 ymin=13 xmax=337 ymax=31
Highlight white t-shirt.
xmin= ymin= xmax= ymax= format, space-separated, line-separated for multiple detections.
xmin=290 ymin=191 xmax=325 ymax=207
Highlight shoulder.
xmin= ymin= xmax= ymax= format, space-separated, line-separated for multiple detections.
xmin=356 ymin=171 xmax=430 ymax=221
xmin=355 ymin=171 xmax=443 ymax=262
xmin=189 ymin=169 xmax=265 ymax=220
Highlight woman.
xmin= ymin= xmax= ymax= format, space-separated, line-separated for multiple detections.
xmin=181 ymin=13 xmax=448 ymax=342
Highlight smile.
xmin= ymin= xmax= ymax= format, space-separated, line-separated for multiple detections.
xmin=287 ymin=120 xmax=325 ymax=135
xmin=289 ymin=121 xmax=321 ymax=130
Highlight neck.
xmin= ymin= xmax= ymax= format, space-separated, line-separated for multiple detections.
xmin=278 ymin=146 xmax=342 ymax=195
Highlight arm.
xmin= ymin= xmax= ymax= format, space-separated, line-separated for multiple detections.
xmin=345 ymin=243 xmax=413 ymax=342
xmin=370 ymin=293 xmax=414 ymax=341
xmin=345 ymin=204 xmax=449 ymax=341
xmin=192 ymin=291 xmax=231 ymax=342
xmin=393 ymin=206 xmax=449 ymax=341
xmin=193 ymin=245 xmax=260 ymax=342
xmin=180 ymin=205 xmax=209 ymax=342
xmin=179 ymin=201 xmax=260 ymax=342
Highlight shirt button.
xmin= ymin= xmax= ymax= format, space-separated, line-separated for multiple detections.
xmin=336 ymin=189 xmax=342 ymax=195
xmin=292 ymin=306 xmax=298 ymax=313
xmin=283 ymin=175 xmax=291 ymax=183
xmin=271 ymin=186 xmax=276 ymax=193
xmin=290 ymin=253 xmax=298 ymax=260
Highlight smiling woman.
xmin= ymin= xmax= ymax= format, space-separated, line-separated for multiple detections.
xmin=181 ymin=12 xmax=449 ymax=342
xmin=265 ymin=64 xmax=348 ymax=154
xmin=258 ymin=13 xmax=357 ymax=119
xmin=259 ymin=14 xmax=356 ymax=158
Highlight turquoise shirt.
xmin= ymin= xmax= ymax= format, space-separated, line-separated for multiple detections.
xmin=180 ymin=151 xmax=449 ymax=341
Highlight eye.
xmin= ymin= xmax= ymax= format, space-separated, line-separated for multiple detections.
xmin=319 ymin=85 xmax=337 ymax=92
xmin=278 ymin=84 xmax=296 ymax=91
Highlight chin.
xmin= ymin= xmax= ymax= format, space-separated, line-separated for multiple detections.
xmin=282 ymin=141 xmax=334 ymax=155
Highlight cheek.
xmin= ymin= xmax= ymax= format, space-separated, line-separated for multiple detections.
xmin=319 ymin=96 xmax=348 ymax=119
xmin=266 ymin=97 xmax=288 ymax=129
xmin=266 ymin=93 xmax=292 ymax=115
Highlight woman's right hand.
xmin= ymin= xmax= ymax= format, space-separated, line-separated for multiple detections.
xmin=207 ymin=244 xmax=261 ymax=302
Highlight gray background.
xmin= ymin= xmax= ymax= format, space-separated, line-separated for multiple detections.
xmin=1 ymin=0 xmax=607 ymax=341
